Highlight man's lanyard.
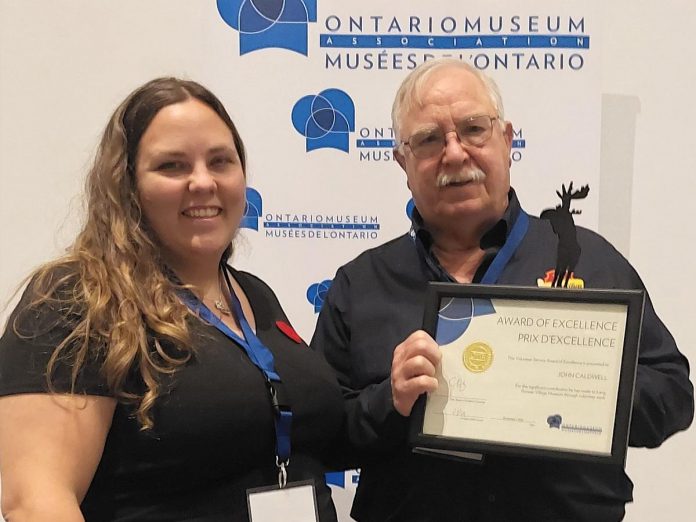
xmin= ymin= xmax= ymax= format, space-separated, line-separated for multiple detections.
xmin=412 ymin=210 xmax=529 ymax=285
xmin=178 ymin=266 xmax=292 ymax=487
xmin=480 ymin=210 xmax=529 ymax=284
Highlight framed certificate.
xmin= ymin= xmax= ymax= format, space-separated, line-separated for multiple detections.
xmin=409 ymin=283 xmax=644 ymax=466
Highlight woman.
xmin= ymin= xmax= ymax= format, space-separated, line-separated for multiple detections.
xmin=0 ymin=78 xmax=344 ymax=521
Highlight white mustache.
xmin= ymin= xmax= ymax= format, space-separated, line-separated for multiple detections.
xmin=436 ymin=168 xmax=486 ymax=188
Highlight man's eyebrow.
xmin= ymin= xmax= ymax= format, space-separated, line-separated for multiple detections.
xmin=411 ymin=124 xmax=441 ymax=134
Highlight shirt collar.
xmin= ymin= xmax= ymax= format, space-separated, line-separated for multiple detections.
xmin=410 ymin=188 xmax=522 ymax=281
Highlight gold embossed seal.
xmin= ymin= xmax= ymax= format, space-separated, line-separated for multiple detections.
xmin=463 ymin=342 xmax=494 ymax=373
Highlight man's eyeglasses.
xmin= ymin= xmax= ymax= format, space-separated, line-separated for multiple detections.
xmin=399 ymin=114 xmax=500 ymax=159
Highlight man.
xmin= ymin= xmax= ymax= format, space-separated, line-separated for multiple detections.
xmin=311 ymin=58 xmax=693 ymax=521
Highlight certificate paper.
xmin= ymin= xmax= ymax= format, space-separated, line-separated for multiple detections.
xmin=410 ymin=284 xmax=643 ymax=465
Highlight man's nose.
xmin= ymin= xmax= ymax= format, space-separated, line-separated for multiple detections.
xmin=442 ymin=130 xmax=471 ymax=164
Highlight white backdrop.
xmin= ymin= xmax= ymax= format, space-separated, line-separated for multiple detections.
xmin=0 ymin=1 xmax=693 ymax=521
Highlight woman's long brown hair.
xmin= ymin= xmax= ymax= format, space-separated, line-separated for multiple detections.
xmin=15 ymin=78 xmax=246 ymax=429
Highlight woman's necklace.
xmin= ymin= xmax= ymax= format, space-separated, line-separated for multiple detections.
xmin=213 ymin=270 xmax=232 ymax=316
xmin=213 ymin=297 xmax=231 ymax=316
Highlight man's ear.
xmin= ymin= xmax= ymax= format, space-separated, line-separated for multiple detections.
xmin=503 ymin=121 xmax=514 ymax=147
xmin=394 ymin=148 xmax=407 ymax=172
xmin=503 ymin=121 xmax=514 ymax=166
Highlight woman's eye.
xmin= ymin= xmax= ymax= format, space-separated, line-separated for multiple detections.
xmin=210 ymin=156 xmax=235 ymax=168
xmin=157 ymin=161 xmax=185 ymax=171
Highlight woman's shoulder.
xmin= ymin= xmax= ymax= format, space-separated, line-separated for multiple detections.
xmin=225 ymin=266 xmax=294 ymax=329
xmin=0 ymin=262 xmax=109 ymax=397
xmin=228 ymin=266 xmax=269 ymax=289
xmin=9 ymin=263 xmax=82 ymax=333
xmin=226 ymin=266 xmax=280 ymax=303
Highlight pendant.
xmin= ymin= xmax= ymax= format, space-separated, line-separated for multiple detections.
xmin=214 ymin=300 xmax=231 ymax=316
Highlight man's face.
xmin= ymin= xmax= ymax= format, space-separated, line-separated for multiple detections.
xmin=395 ymin=67 xmax=513 ymax=237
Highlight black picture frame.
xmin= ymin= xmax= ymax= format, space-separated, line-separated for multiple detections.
xmin=409 ymin=282 xmax=644 ymax=466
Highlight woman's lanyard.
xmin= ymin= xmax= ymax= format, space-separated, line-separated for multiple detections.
xmin=178 ymin=265 xmax=292 ymax=488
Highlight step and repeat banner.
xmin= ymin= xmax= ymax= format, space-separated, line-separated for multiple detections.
xmin=1 ymin=1 xmax=600 ymax=520
xmin=211 ymin=0 xmax=601 ymax=340
xmin=213 ymin=3 xmax=600 ymax=507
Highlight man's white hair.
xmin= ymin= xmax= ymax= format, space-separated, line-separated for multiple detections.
xmin=391 ymin=58 xmax=506 ymax=143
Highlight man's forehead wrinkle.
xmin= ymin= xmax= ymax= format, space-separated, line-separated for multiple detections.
xmin=426 ymin=73 xmax=491 ymax=109
xmin=400 ymin=67 xmax=495 ymax=136
xmin=403 ymin=102 xmax=445 ymax=135
xmin=408 ymin=100 xmax=490 ymax=132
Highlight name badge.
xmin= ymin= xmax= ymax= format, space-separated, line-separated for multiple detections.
xmin=247 ymin=480 xmax=319 ymax=522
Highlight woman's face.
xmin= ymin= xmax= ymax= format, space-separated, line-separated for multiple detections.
xmin=135 ymin=98 xmax=245 ymax=267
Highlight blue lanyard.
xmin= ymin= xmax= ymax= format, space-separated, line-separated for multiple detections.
xmin=178 ymin=267 xmax=292 ymax=475
xmin=480 ymin=210 xmax=529 ymax=284
xmin=412 ymin=209 xmax=529 ymax=284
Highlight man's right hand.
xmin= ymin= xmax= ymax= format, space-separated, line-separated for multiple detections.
xmin=390 ymin=330 xmax=442 ymax=416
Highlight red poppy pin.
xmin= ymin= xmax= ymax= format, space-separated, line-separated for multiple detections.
xmin=276 ymin=320 xmax=303 ymax=344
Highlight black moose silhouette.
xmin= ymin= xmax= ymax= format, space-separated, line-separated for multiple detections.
xmin=540 ymin=183 xmax=590 ymax=288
